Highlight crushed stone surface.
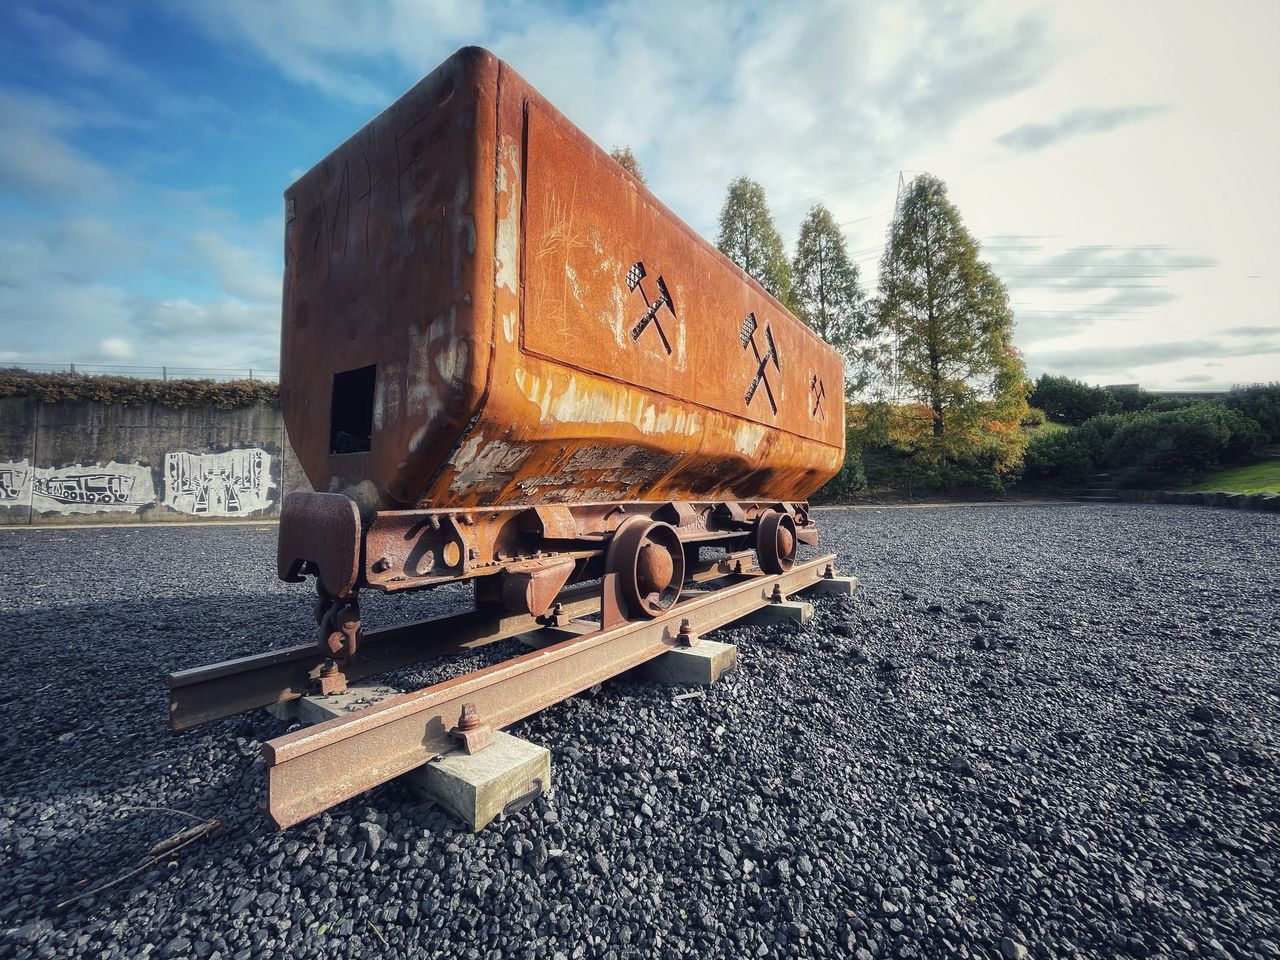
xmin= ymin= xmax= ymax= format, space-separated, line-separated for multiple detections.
xmin=1 ymin=503 xmax=1277 ymax=959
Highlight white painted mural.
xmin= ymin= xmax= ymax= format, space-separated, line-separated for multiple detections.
xmin=0 ymin=459 xmax=32 ymax=505
xmin=163 ymin=448 xmax=274 ymax=517
xmin=31 ymin=461 xmax=157 ymax=515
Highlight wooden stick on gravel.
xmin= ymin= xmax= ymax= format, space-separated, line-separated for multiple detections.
xmin=56 ymin=818 xmax=221 ymax=910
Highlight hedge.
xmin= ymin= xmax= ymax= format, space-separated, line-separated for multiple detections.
xmin=0 ymin=369 xmax=279 ymax=409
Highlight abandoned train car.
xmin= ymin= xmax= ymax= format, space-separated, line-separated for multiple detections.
xmin=277 ymin=46 xmax=845 ymax=649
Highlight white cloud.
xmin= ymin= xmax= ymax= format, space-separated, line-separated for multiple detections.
xmin=0 ymin=204 xmax=281 ymax=371
xmin=15 ymin=7 xmax=150 ymax=86
xmin=98 ymin=337 xmax=134 ymax=358
xmin=0 ymin=87 xmax=115 ymax=198
xmin=175 ymin=0 xmax=487 ymax=104
xmin=5 ymin=0 xmax=1276 ymax=390
xmin=191 ymin=233 xmax=281 ymax=305
xmin=996 ymin=104 xmax=1170 ymax=152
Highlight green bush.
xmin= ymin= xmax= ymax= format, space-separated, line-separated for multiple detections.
xmin=812 ymin=456 xmax=867 ymax=502
xmin=861 ymin=439 xmax=1017 ymax=497
xmin=0 ymin=369 xmax=279 ymax=409
xmin=1101 ymin=402 xmax=1263 ymax=486
xmin=1144 ymin=396 xmax=1200 ymax=413
xmin=1224 ymin=383 xmax=1280 ymax=443
xmin=1106 ymin=383 xmax=1157 ymax=413
xmin=1028 ymin=374 xmax=1118 ymax=425
xmin=1022 ymin=428 xmax=1100 ymax=485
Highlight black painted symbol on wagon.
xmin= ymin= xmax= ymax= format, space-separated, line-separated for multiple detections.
xmin=626 ymin=261 xmax=675 ymax=355
xmin=810 ymin=374 xmax=826 ymax=420
xmin=739 ymin=313 xmax=780 ymax=414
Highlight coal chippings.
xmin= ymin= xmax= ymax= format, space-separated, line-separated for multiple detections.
xmin=1 ymin=503 xmax=1278 ymax=959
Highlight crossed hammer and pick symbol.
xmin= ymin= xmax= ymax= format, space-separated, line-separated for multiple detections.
xmin=810 ymin=374 xmax=826 ymax=419
xmin=626 ymin=261 xmax=675 ymax=355
xmin=739 ymin=312 xmax=780 ymax=414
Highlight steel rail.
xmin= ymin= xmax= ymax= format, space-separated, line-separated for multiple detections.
xmin=167 ymin=551 xmax=759 ymax=731
xmin=262 ymin=553 xmax=836 ymax=828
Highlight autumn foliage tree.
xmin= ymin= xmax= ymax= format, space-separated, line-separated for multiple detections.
xmin=870 ymin=174 xmax=1029 ymax=477
xmin=715 ymin=176 xmax=794 ymax=308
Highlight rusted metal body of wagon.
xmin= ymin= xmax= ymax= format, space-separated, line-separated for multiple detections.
xmin=276 ymin=46 xmax=844 ymax=662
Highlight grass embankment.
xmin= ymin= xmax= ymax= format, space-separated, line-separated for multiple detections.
xmin=1022 ymin=420 xmax=1070 ymax=439
xmin=1183 ymin=459 xmax=1280 ymax=494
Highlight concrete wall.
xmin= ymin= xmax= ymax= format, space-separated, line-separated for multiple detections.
xmin=0 ymin=398 xmax=310 ymax=525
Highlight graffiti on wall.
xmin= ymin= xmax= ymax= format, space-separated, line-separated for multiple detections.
xmin=163 ymin=448 xmax=274 ymax=517
xmin=0 ymin=460 xmax=31 ymax=504
xmin=31 ymin=461 xmax=157 ymax=515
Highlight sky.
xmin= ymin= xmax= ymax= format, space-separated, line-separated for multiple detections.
xmin=0 ymin=0 xmax=1276 ymax=390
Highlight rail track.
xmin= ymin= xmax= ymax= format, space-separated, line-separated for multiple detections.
xmin=169 ymin=550 xmax=849 ymax=828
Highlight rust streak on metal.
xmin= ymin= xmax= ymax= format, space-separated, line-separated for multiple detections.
xmin=280 ymin=47 xmax=844 ymax=517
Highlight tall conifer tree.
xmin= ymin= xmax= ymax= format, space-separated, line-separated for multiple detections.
xmin=873 ymin=174 xmax=1028 ymax=444
xmin=715 ymin=177 xmax=793 ymax=308
xmin=793 ymin=204 xmax=870 ymax=395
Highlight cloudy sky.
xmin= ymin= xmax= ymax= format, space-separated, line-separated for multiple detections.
xmin=1 ymin=0 xmax=1276 ymax=389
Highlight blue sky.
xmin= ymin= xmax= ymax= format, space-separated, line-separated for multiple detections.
xmin=1 ymin=0 xmax=1277 ymax=388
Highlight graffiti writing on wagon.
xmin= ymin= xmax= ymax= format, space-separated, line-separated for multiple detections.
xmin=163 ymin=449 xmax=275 ymax=517
xmin=30 ymin=462 xmax=156 ymax=515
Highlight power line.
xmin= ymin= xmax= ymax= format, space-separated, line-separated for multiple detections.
xmin=770 ymin=171 xmax=901 ymax=214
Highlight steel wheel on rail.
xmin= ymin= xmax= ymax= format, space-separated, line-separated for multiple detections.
xmin=756 ymin=509 xmax=798 ymax=575
xmin=605 ymin=517 xmax=686 ymax=618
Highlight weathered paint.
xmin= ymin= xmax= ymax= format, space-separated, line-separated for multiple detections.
xmin=281 ymin=47 xmax=496 ymax=511
xmin=281 ymin=47 xmax=845 ymax=514
xmin=493 ymin=139 xmax=521 ymax=296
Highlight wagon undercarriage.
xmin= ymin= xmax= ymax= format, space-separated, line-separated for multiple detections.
xmin=169 ymin=532 xmax=849 ymax=828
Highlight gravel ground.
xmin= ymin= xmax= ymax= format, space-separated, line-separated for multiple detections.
xmin=1 ymin=503 xmax=1278 ymax=960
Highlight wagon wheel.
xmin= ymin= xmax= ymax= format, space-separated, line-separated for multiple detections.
xmin=605 ymin=517 xmax=685 ymax=618
xmin=755 ymin=509 xmax=798 ymax=575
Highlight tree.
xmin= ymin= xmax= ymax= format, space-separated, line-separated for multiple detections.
xmin=1028 ymin=373 xmax=1119 ymax=425
xmin=715 ymin=177 xmax=793 ymax=308
xmin=609 ymin=146 xmax=645 ymax=183
xmin=792 ymin=204 xmax=870 ymax=395
xmin=872 ymin=174 xmax=1028 ymax=458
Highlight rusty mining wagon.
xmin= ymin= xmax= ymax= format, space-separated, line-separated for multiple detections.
xmin=169 ymin=47 xmax=850 ymax=829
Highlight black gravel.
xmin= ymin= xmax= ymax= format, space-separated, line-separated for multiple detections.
xmin=2 ymin=503 xmax=1278 ymax=959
